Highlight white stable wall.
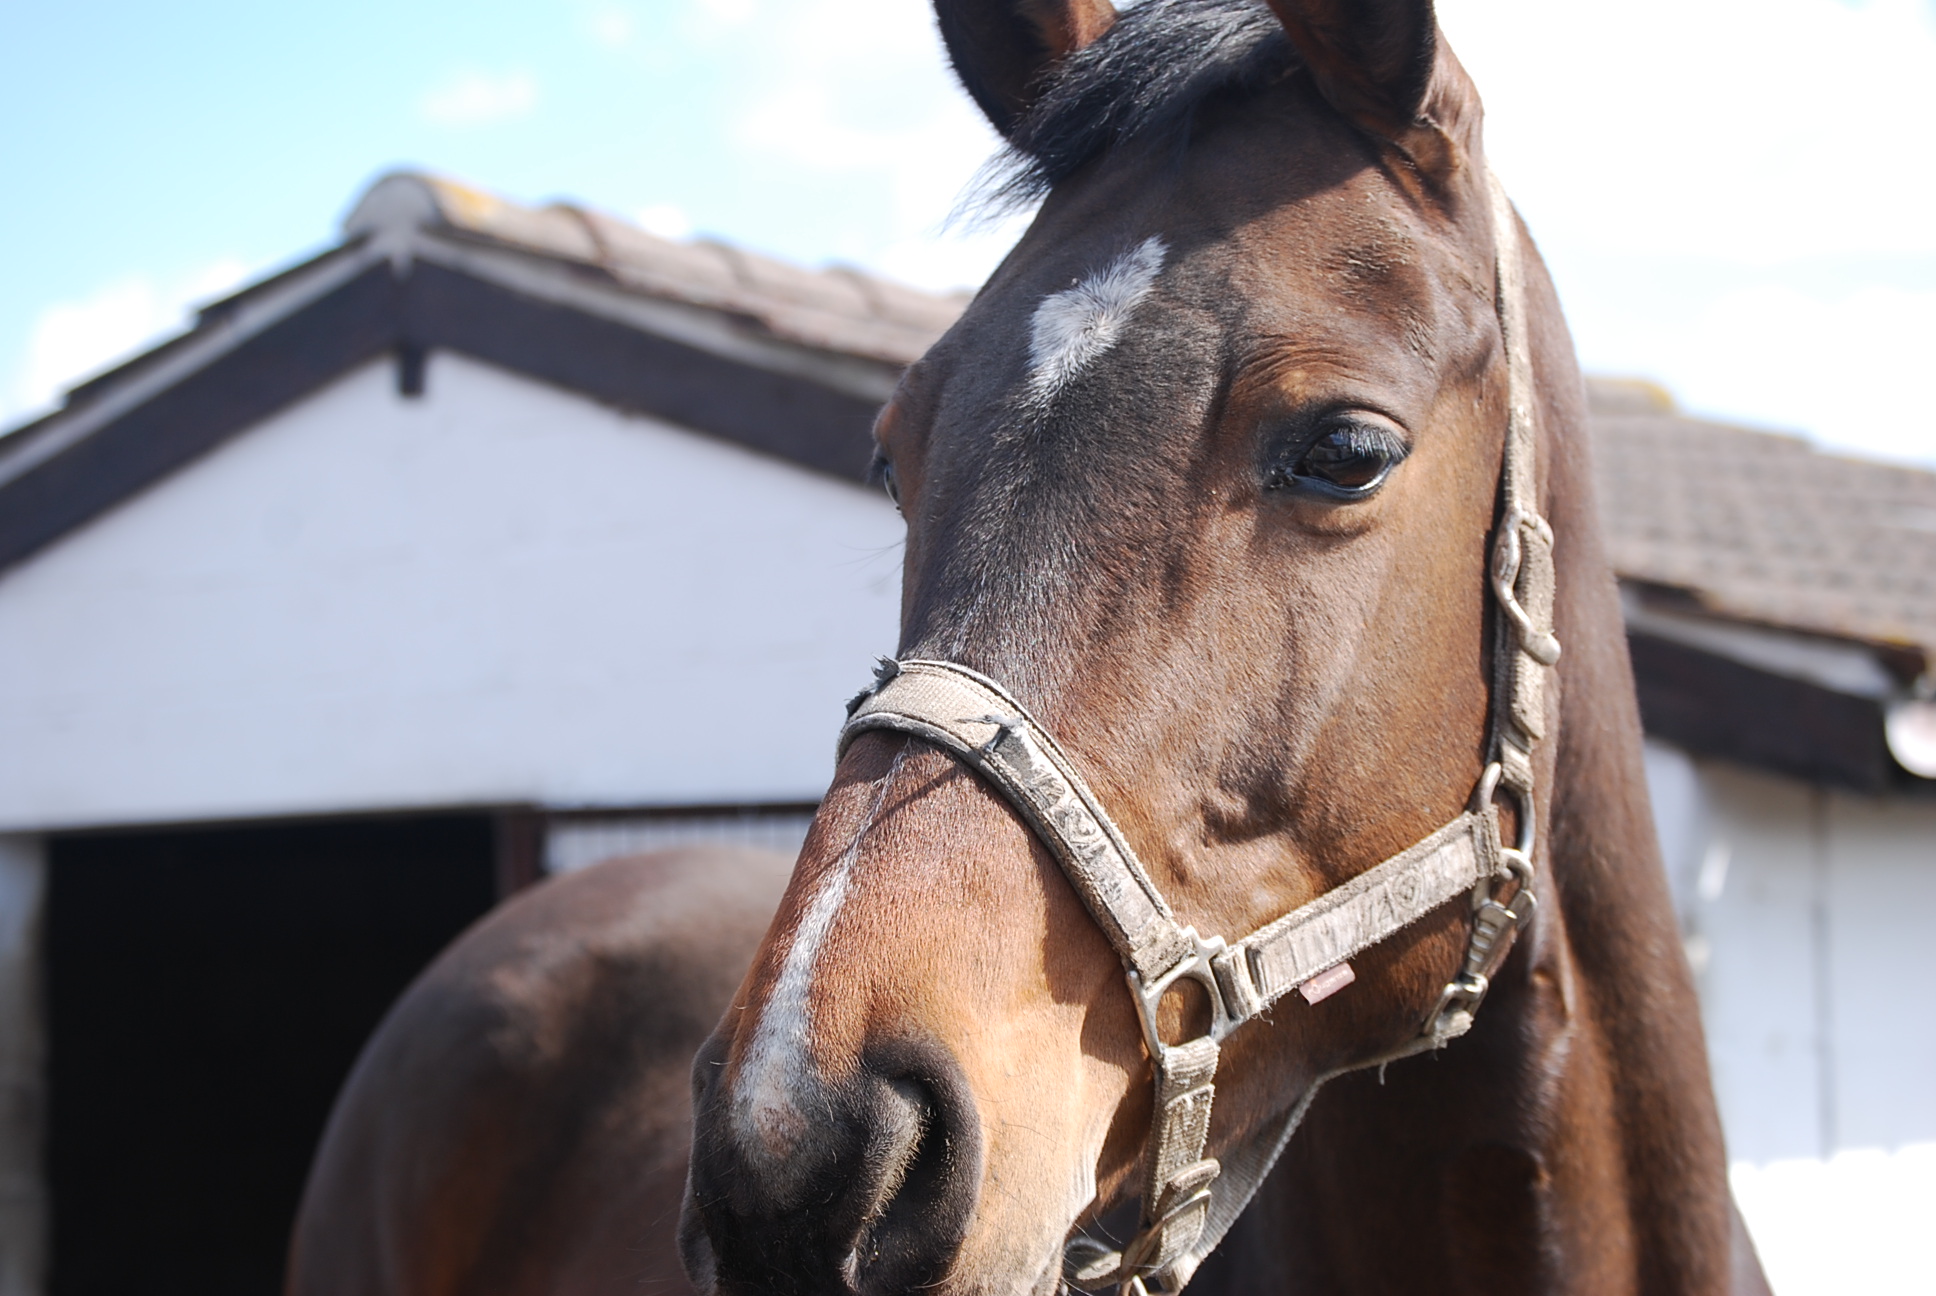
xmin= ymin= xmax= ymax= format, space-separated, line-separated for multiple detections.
xmin=1646 ymin=742 xmax=1936 ymax=1162
xmin=0 ymin=353 xmax=905 ymax=830
xmin=1648 ymin=746 xmax=1936 ymax=1296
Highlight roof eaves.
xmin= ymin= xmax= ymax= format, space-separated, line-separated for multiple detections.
xmin=1620 ymin=581 xmax=1918 ymax=696
xmin=346 ymin=172 xmax=959 ymax=371
xmin=0 ymin=243 xmax=383 ymax=492
xmin=407 ymin=226 xmax=906 ymax=405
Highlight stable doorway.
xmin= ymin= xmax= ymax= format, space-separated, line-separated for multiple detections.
xmin=45 ymin=814 xmax=498 ymax=1296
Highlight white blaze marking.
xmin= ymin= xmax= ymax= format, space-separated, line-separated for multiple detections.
xmin=1027 ymin=236 xmax=1167 ymax=401
xmin=734 ymin=751 xmax=906 ymax=1157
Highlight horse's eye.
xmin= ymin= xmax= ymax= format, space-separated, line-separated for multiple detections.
xmin=1268 ymin=420 xmax=1408 ymax=498
xmin=1300 ymin=429 xmax=1392 ymax=490
xmin=869 ymin=452 xmax=901 ymax=507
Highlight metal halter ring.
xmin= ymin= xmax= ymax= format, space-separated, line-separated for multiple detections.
xmin=1431 ymin=757 xmax=1543 ymax=1035
xmin=1496 ymin=851 xmax=1537 ymax=927
xmin=1472 ymin=761 xmax=1539 ymax=929
xmin=1127 ymin=928 xmax=1237 ymax=1060
xmin=1472 ymin=760 xmax=1537 ymax=857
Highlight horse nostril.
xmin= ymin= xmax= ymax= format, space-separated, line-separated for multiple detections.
xmin=857 ymin=1077 xmax=932 ymax=1225
xmin=843 ymin=1043 xmax=982 ymax=1295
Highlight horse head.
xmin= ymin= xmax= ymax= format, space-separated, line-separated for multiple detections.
xmin=682 ymin=2 xmax=1729 ymax=1293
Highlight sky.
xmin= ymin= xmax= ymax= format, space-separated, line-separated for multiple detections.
xmin=2 ymin=0 xmax=1933 ymax=469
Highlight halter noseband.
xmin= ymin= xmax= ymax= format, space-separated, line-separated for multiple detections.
xmin=836 ymin=173 xmax=1557 ymax=1296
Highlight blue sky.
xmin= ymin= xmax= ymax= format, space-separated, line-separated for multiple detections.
xmin=4 ymin=0 xmax=1934 ymax=467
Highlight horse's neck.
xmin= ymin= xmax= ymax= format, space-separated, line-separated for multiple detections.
xmin=1523 ymin=263 xmax=1734 ymax=1291
xmin=1210 ymin=271 xmax=1735 ymax=1295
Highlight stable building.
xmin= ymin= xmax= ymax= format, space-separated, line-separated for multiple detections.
xmin=0 ymin=172 xmax=931 ymax=1296
xmin=0 ymin=173 xmax=1930 ymax=1295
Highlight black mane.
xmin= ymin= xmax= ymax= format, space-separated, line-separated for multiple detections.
xmin=991 ymin=0 xmax=1295 ymax=205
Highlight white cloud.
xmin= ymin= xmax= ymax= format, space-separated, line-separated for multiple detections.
xmin=1660 ymin=283 xmax=1936 ymax=465
xmin=874 ymin=221 xmax=1028 ymax=296
xmin=1436 ymin=0 xmax=1936 ymax=465
xmin=688 ymin=0 xmax=757 ymax=37
xmin=419 ymin=69 xmax=538 ymax=127
xmin=6 ymin=259 xmax=251 ymax=424
xmin=586 ymin=4 xmax=635 ymax=47
xmin=711 ymin=0 xmax=1024 ymax=291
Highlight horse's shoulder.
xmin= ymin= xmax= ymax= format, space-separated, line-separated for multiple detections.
xmin=367 ymin=843 xmax=790 ymax=1090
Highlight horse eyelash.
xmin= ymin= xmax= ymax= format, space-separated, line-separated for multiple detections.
xmin=1323 ymin=422 xmax=1410 ymax=464
xmin=1267 ymin=419 xmax=1405 ymax=465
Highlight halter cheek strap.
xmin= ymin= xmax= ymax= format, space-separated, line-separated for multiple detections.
xmin=836 ymin=171 xmax=1556 ymax=1296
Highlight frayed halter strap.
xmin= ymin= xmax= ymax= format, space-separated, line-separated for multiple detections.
xmin=837 ymin=172 xmax=1557 ymax=1296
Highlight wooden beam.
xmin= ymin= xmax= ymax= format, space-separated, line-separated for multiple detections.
xmin=492 ymin=809 xmax=547 ymax=900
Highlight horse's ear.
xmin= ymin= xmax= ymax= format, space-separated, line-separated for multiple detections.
xmin=1262 ymin=0 xmax=1478 ymax=184
xmin=934 ymin=0 xmax=1119 ymax=137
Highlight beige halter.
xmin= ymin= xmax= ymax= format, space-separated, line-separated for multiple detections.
xmin=838 ymin=172 xmax=1556 ymax=1296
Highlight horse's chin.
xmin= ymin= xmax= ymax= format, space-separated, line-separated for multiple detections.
xmin=1006 ymin=1244 xmax=1069 ymax=1296
xmin=1029 ymin=1257 xmax=1065 ymax=1296
xmin=947 ymin=1218 xmax=1076 ymax=1296
xmin=675 ymin=1209 xmax=717 ymax=1296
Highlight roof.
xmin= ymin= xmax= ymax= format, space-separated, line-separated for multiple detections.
xmin=345 ymin=174 xmax=967 ymax=367
xmin=0 ymin=171 xmax=1929 ymax=788
xmin=0 ymin=172 xmax=955 ymax=576
xmin=1589 ymin=377 xmax=1936 ymax=671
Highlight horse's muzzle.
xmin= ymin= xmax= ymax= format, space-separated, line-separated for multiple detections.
xmin=682 ymin=1030 xmax=984 ymax=1296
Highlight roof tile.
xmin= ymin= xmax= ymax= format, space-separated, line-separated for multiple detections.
xmin=386 ymin=173 xmax=951 ymax=365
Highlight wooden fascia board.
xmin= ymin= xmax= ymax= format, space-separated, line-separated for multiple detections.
xmin=400 ymin=260 xmax=884 ymax=485
xmin=1628 ymin=630 xmax=1898 ymax=792
xmin=0 ymin=262 xmax=402 ymax=575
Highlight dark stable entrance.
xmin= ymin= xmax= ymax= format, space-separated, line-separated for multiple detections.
xmin=46 ymin=814 xmax=500 ymax=1296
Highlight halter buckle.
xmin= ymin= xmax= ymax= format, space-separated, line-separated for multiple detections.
xmin=1490 ymin=509 xmax=1562 ymax=667
xmin=1127 ymin=928 xmax=1237 ymax=1060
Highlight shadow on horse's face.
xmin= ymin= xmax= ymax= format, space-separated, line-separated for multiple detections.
xmin=685 ymin=3 xmax=1518 ymax=1293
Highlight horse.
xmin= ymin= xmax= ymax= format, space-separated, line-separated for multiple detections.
xmin=286 ymin=845 xmax=792 ymax=1296
xmin=679 ymin=1 xmax=1770 ymax=1294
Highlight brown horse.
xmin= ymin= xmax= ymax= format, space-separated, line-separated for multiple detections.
xmin=680 ymin=1 xmax=1766 ymax=1294
xmin=287 ymin=845 xmax=791 ymax=1296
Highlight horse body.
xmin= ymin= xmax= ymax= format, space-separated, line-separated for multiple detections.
xmin=287 ymin=846 xmax=791 ymax=1296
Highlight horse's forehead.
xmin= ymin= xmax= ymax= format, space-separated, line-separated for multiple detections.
xmin=938 ymin=230 xmax=1448 ymax=444
xmin=996 ymin=178 xmax=1454 ymax=342
xmin=907 ymin=147 xmax=1489 ymax=468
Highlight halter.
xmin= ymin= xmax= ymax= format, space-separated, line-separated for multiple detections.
xmin=837 ymin=173 xmax=1556 ymax=1296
